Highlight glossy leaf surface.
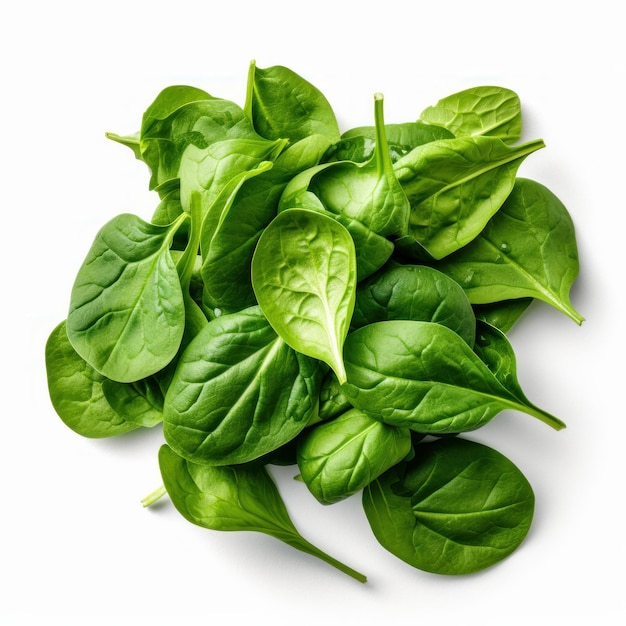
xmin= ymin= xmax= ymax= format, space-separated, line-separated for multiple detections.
xmin=245 ymin=61 xmax=341 ymax=144
xmin=252 ymin=208 xmax=356 ymax=383
xmin=435 ymin=178 xmax=584 ymax=323
xmin=342 ymin=320 xmax=565 ymax=432
xmin=201 ymin=134 xmax=332 ymax=313
xmin=66 ymin=213 xmax=186 ymax=383
xmin=394 ymin=137 xmax=544 ymax=258
xmin=363 ymin=437 xmax=534 ymax=574
xmin=163 ymin=306 xmax=323 ymax=465
xmin=159 ymin=444 xmax=366 ymax=582
xmin=311 ymin=94 xmax=410 ymax=239
xmin=351 ymin=262 xmax=476 ymax=346
xmin=298 ymin=408 xmax=411 ymax=504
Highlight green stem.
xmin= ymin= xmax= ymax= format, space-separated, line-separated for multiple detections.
xmin=373 ymin=92 xmax=392 ymax=178
xmin=277 ymin=532 xmax=367 ymax=583
xmin=243 ymin=59 xmax=256 ymax=121
xmin=141 ymin=484 xmax=168 ymax=508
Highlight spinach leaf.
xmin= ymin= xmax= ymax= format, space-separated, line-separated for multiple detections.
xmin=158 ymin=444 xmax=366 ymax=582
xmin=252 ymin=208 xmax=357 ymax=384
xmin=394 ymin=136 xmax=544 ymax=259
xmin=318 ymin=370 xmax=352 ymax=421
xmin=201 ymin=134 xmax=332 ymax=313
xmin=434 ymin=177 xmax=584 ymax=324
xmin=362 ymin=437 xmax=534 ymax=574
xmin=473 ymin=320 xmax=545 ymax=411
xmin=327 ymin=120 xmax=453 ymax=163
xmin=66 ymin=212 xmax=187 ymax=383
xmin=245 ymin=61 xmax=341 ymax=145
xmin=139 ymin=94 xmax=262 ymax=191
xmin=279 ymin=164 xmax=396 ymax=281
xmin=342 ymin=320 xmax=565 ymax=432
xmin=179 ymin=137 xmax=286 ymax=218
xmin=163 ymin=306 xmax=324 ymax=465
xmin=351 ymin=262 xmax=476 ymax=346
xmin=297 ymin=408 xmax=411 ymax=504
xmin=311 ymin=94 xmax=410 ymax=239
xmin=102 ymin=377 xmax=164 ymax=428
xmin=419 ymin=86 xmax=522 ymax=142
xmin=473 ymin=298 xmax=533 ymax=333
xmin=45 ymin=321 xmax=139 ymax=437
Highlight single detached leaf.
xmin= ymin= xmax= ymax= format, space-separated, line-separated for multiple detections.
xmin=363 ymin=437 xmax=534 ymax=575
xmin=419 ymin=86 xmax=522 ymax=142
xmin=394 ymin=137 xmax=544 ymax=259
xmin=434 ymin=177 xmax=584 ymax=324
xmin=158 ymin=444 xmax=367 ymax=582
xmin=45 ymin=321 xmax=139 ymax=438
xmin=351 ymin=262 xmax=476 ymax=347
xmin=163 ymin=306 xmax=324 ymax=465
xmin=66 ymin=213 xmax=187 ymax=383
xmin=342 ymin=320 xmax=565 ymax=432
xmin=252 ymin=208 xmax=357 ymax=384
xmin=297 ymin=408 xmax=411 ymax=504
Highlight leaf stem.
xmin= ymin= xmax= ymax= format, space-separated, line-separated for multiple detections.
xmin=141 ymin=484 xmax=168 ymax=508
xmin=277 ymin=533 xmax=367 ymax=583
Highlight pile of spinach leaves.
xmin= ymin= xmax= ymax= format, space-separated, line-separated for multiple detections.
xmin=45 ymin=62 xmax=583 ymax=583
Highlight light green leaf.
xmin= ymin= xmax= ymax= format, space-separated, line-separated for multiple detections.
xmin=252 ymin=208 xmax=357 ymax=383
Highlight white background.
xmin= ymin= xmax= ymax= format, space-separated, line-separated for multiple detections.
xmin=2 ymin=1 xmax=624 ymax=623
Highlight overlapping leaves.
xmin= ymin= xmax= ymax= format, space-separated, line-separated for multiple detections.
xmin=46 ymin=64 xmax=583 ymax=582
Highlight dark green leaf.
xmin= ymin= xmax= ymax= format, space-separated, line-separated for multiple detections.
xmin=163 ymin=306 xmax=324 ymax=465
xmin=342 ymin=320 xmax=565 ymax=432
xmin=434 ymin=178 xmax=584 ymax=324
xmin=394 ymin=137 xmax=544 ymax=259
xmin=298 ymin=408 xmax=411 ymax=504
xmin=363 ymin=437 xmax=534 ymax=574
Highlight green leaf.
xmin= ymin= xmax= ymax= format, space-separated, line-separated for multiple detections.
xmin=363 ymin=437 xmax=534 ymax=575
xmin=252 ymin=208 xmax=357 ymax=384
xmin=473 ymin=298 xmax=533 ymax=333
xmin=351 ymin=262 xmax=476 ymax=347
xmin=139 ymin=92 xmax=261 ymax=191
xmin=434 ymin=177 xmax=584 ymax=324
xmin=45 ymin=322 xmax=139 ymax=438
xmin=329 ymin=120 xmax=453 ymax=163
xmin=297 ymin=408 xmax=411 ymax=504
xmin=102 ymin=377 xmax=164 ymax=428
xmin=163 ymin=306 xmax=324 ymax=465
xmin=66 ymin=213 xmax=187 ymax=383
xmin=311 ymin=94 xmax=410 ymax=239
xmin=245 ymin=61 xmax=341 ymax=144
xmin=394 ymin=137 xmax=544 ymax=259
xmin=419 ymin=86 xmax=522 ymax=142
xmin=201 ymin=134 xmax=332 ymax=313
xmin=179 ymin=137 xmax=286 ymax=218
xmin=473 ymin=320 xmax=543 ymax=411
xmin=159 ymin=444 xmax=367 ymax=582
xmin=342 ymin=320 xmax=565 ymax=432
